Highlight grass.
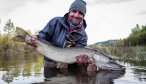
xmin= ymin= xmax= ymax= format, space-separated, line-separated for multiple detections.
xmin=90 ymin=45 xmax=146 ymax=61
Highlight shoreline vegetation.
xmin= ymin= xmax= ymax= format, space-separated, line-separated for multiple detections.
xmin=0 ymin=19 xmax=146 ymax=62
xmin=89 ymin=45 xmax=146 ymax=62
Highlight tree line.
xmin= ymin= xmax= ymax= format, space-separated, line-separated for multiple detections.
xmin=123 ymin=24 xmax=146 ymax=46
xmin=0 ymin=19 xmax=39 ymax=52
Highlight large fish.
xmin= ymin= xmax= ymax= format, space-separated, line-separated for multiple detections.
xmin=12 ymin=27 xmax=125 ymax=70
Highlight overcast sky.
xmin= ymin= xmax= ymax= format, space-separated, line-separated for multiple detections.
xmin=0 ymin=0 xmax=146 ymax=44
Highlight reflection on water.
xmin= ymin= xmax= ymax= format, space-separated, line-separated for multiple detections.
xmin=94 ymin=70 xmax=125 ymax=84
xmin=0 ymin=51 xmax=146 ymax=84
xmin=37 ymin=67 xmax=125 ymax=84
xmin=128 ymin=61 xmax=146 ymax=82
xmin=0 ymin=51 xmax=44 ymax=84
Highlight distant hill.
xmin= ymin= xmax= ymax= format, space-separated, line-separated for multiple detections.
xmin=94 ymin=40 xmax=119 ymax=46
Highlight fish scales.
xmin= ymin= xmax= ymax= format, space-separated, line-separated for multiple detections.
xmin=36 ymin=40 xmax=95 ymax=63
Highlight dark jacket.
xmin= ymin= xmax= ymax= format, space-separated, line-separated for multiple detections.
xmin=38 ymin=13 xmax=88 ymax=48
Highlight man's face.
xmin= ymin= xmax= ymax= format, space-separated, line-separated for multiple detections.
xmin=69 ymin=10 xmax=84 ymax=25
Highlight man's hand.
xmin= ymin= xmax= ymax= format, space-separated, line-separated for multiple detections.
xmin=76 ymin=54 xmax=92 ymax=65
xmin=27 ymin=35 xmax=37 ymax=47
xmin=76 ymin=54 xmax=97 ymax=72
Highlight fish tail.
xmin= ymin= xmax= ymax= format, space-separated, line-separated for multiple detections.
xmin=12 ymin=27 xmax=30 ymax=42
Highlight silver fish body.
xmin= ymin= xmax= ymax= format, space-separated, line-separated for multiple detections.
xmin=13 ymin=27 xmax=125 ymax=70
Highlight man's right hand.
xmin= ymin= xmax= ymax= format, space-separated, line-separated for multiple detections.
xmin=27 ymin=35 xmax=37 ymax=47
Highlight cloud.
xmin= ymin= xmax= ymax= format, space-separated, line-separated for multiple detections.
xmin=0 ymin=0 xmax=49 ymax=16
xmin=136 ymin=10 xmax=146 ymax=15
xmin=86 ymin=0 xmax=136 ymax=5
xmin=0 ymin=0 xmax=137 ymax=15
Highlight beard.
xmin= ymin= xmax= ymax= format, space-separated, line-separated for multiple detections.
xmin=69 ymin=15 xmax=83 ymax=25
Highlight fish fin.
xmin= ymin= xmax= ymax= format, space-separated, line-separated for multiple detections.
xmin=12 ymin=27 xmax=31 ymax=42
xmin=15 ymin=27 xmax=30 ymax=38
xmin=12 ymin=35 xmax=26 ymax=42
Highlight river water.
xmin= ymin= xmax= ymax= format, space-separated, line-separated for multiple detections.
xmin=0 ymin=51 xmax=146 ymax=84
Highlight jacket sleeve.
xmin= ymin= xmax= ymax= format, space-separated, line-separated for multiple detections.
xmin=37 ymin=18 xmax=57 ymax=41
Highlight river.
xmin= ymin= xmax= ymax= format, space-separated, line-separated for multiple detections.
xmin=0 ymin=51 xmax=146 ymax=84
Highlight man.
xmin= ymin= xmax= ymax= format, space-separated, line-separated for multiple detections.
xmin=29 ymin=0 xmax=96 ymax=72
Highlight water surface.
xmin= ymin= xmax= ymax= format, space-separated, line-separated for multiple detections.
xmin=0 ymin=51 xmax=146 ymax=84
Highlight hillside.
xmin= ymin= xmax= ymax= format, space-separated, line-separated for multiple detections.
xmin=94 ymin=40 xmax=118 ymax=46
